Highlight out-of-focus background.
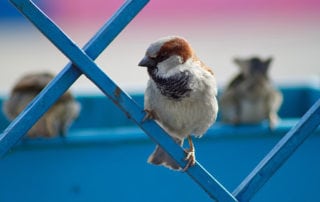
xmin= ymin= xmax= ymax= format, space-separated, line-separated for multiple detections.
xmin=1 ymin=0 xmax=319 ymax=94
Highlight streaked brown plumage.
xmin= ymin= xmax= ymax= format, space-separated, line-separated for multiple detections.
xmin=219 ymin=57 xmax=282 ymax=128
xmin=3 ymin=72 xmax=80 ymax=138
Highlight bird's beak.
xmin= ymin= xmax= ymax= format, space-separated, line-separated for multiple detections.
xmin=138 ymin=56 xmax=156 ymax=68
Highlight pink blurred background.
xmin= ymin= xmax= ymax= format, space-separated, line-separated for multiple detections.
xmin=51 ymin=0 xmax=320 ymax=20
xmin=1 ymin=0 xmax=319 ymax=93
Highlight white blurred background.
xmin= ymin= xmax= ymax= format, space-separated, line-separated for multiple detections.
xmin=1 ymin=0 xmax=319 ymax=94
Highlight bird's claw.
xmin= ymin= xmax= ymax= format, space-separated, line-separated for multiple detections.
xmin=142 ymin=109 xmax=158 ymax=123
xmin=182 ymin=148 xmax=196 ymax=172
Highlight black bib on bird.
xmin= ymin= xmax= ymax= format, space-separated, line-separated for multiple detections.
xmin=148 ymin=68 xmax=192 ymax=101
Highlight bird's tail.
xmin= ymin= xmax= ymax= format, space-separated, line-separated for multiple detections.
xmin=147 ymin=138 xmax=183 ymax=171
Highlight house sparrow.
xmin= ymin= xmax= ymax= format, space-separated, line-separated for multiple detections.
xmin=139 ymin=36 xmax=218 ymax=171
xmin=3 ymin=72 xmax=80 ymax=138
xmin=219 ymin=57 xmax=282 ymax=128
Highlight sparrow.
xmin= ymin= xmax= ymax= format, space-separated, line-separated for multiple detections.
xmin=3 ymin=72 xmax=80 ymax=138
xmin=138 ymin=36 xmax=218 ymax=171
xmin=219 ymin=56 xmax=283 ymax=128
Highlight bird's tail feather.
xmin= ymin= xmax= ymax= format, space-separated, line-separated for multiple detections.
xmin=147 ymin=138 xmax=183 ymax=171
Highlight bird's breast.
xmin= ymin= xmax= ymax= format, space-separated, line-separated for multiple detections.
xmin=149 ymin=84 xmax=218 ymax=138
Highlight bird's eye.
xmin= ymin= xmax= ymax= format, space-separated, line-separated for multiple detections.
xmin=157 ymin=51 xmax=169 ymax=62
xmin=161 ymin=51 xmax=168 ymax=57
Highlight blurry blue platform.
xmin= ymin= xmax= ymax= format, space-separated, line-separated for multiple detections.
xmin=0 ymin=85 xmax=319 ymax=202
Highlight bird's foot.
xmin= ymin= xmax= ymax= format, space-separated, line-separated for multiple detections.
xmin=142 ymin=109 xmax=158 ymax=123
xmin=182 ymin=137 xmax=196 ymax=171
xmin=183 ymin=148 xmax=195 ymax=171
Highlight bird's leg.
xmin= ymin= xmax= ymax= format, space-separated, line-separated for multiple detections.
xmin=183 ymin=136 xmax=196 ymax=171
xmin=142 ymin=109 xmax=158 ymax=123
xmin=268 ymin=112 xmax=279 ymax=130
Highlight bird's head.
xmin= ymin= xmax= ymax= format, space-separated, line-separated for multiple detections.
xmin=234 ymin=57 xmax=273 ymax=77
xmin=138 ymin=36 xmax=193 ymax=75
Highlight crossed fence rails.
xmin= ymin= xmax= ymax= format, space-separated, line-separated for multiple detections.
xmin=1 ymin=0 xmax=319 ymax=201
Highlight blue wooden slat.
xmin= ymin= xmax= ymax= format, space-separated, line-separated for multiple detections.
xmin=0 ymin=66 xmax=81 ymax=155
xmin=233 ymin=98 xmax=320 ymax=201
xmin=6 ymin=0 xmax=238 ymax=201
xmin=0 ymin=0 xmax=149 ymax=156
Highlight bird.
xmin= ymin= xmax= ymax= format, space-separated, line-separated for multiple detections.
xmin=3 ymin=72 xmax=80 ymax=138
xmin=219 ymin=56 xmax=283 ymax=129
xmin=138 ymin=36 xmax=218 ymax=171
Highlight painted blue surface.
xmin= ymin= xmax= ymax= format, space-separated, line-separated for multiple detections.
xmin=1 ymin=1 xmax=236 ymax=200
xmin=1 ymin=0 xmax=320 ymax=201
xmin=234 ymin=97 xmax=320 ymax=201
xmin=0 ymin=86 xmax=319 ymax=202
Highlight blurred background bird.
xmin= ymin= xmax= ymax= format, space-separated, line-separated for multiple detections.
xmin=219 ymin=56 xmax=283 ymax=129
xmin=3 ymin=72 xmax=80 ymax=138
xmin=139 ymin=36 xmax=218 ymax=171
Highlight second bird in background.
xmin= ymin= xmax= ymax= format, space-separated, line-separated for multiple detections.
xmin=219 ymin=56 xmax=283 ymax=129
xmin=3 ymin=72 xmax=80 ymax=138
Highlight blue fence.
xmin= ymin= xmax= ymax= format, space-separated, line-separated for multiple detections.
xmin=1 ymin=0 xmax=319 ymax=201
